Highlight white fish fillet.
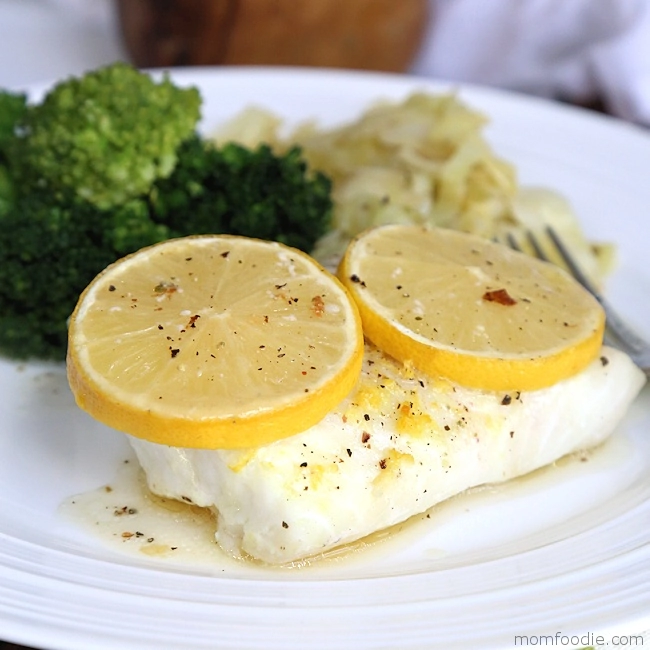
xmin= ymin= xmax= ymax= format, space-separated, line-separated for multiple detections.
xmin=129 ymin=344 xmax=646 ymax=565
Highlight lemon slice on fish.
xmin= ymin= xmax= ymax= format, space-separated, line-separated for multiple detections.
xmin=338 ymin=225 xmax=605 ymax=391
xmin=67 ymin=235 xmax=363 ymax=449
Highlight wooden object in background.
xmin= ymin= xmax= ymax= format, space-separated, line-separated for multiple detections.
xmin=116 ymin=0 xmax=429 ymax=72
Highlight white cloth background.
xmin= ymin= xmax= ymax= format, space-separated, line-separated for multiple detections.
xmin=0 ymin=0 xmax=126 ymax=89
xmin=410 ymin=0 xmax=650 ymax=125
xmin=1 ymin=0 xmax=649 ymax=125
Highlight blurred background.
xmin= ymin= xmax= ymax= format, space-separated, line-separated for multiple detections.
xmin=0 ymin=0 xmax=649 ymax=124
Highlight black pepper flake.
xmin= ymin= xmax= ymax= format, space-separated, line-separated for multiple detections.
xmin=444 ymin=425 xmax=450 ymax=431
xmin=349 ymin=274 xmax=366 ymax=287
xmin=300 ymin=462 xmax=308 ymax=468
xmin=501 ymin=394 xmax=512 ymax=405
xmin=346 ymin=448 xmax=352 ymax=457
xmin=600 ymin=356 xmax=609 ymax=367
xmin=170 ymin=348 xmax=180 ymax=358
xmin=510 ymin=431 xmax=515 ymax=438
xmin=364 ymin=413 xmax=370 ymax=421
xmin=108 ymin=285 xmax=116 ymax=292
xmin=361 ymin=432 xmax=371 ymax=443
xmin=282 ymin=521 xmax=289 ymax=529
xmin=221 ymin=251 xmax=230 ymax=258
xmin=379 ymin=459 xmax=387 ymax=470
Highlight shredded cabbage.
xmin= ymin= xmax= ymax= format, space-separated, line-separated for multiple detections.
xmin=212 ymin=92 xmax=614 ymax=282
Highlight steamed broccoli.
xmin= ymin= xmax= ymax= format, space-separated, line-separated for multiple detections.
xmin=0 ymin=90 xmax=27 ymax=215
xmin=0 ymin=63 xmax=333 ymax=361
xmin=0 ymin=90 xmax=27 ymax=156
xmin=152 ymin=136 xmax=332 ymax=251
xmin=0 ymin=193 xmax=119 ymax=359
xmin=7 ymin=63 xmax=201 ymax=208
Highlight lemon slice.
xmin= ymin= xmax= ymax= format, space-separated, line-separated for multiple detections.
xmin=338 ymin=225 xmax=605 ymax=391
xmin=67 ymin=235 xmax=363 ymax=449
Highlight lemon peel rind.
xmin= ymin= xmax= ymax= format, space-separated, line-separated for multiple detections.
xmin=67 ymin=340 xmax=363 ymax=449
xmin=348 ymin=294 xmax=605 ymax=391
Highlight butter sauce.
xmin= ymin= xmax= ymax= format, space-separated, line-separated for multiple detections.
xmin=58 ymin=432 xmax=629 ymax=574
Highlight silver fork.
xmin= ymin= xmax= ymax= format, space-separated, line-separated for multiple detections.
xmin=503 ymin=226 xmax=650 ymax=377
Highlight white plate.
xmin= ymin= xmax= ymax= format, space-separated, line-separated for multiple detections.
xmin=1 ymin=67 xmax=649 ymax=650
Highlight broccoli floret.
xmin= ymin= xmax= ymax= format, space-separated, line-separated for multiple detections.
xmin=105 ymin=198 xmax=172 ymax=255
xmin=8 ymin=63 xmax=201 ymax=209
xmin=0 ymin=194 xmax=117 ymax=360
xmin=0 ymin=190 xmax=182 ymax=360
xmin=152 ymin=137 xmax=333 ymax=251
xmin=0 ymin=166 xmax=13 ymax=217
xmin=0 ymin=90 xmax=27 ymax=156
xmin=0 ymin=90 xmax=27 ymax=215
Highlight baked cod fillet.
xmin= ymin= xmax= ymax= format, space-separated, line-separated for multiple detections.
xmin=129 ymin=343 xmax=646 ymax=565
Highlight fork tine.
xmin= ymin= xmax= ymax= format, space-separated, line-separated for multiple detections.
xmin=544 ymin=226 xmax=649 ymax=355
xmin=525 ymin=230 xmax=549 ymax=262
xmin=545 ymin=227 xmax=600 ymax=297
xmin=502 ymin=227 xmax=650 ymax=369
xmin=505 ymin=232 xmax=522 ymax=252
